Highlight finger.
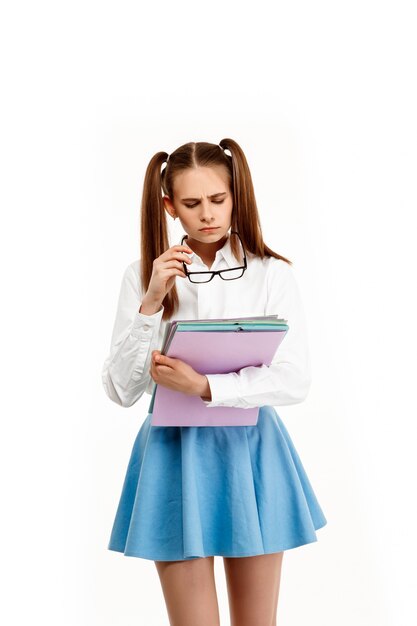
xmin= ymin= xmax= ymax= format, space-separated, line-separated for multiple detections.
xmin=163 ymin=260 xmax=191 ymax=271
xmin=160 ymin=245 xmax=193 ymax=261
xmin=173 ymin=244 xmax=193 ymax=253
xmin=169 ymin=252 xmax=192 ymax=265
xmin=155 ymin=353 xmax=175 ymax=365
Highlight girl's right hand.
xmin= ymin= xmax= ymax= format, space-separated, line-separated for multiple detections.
xmin=145 ymin=244 xmax=193 ymax=304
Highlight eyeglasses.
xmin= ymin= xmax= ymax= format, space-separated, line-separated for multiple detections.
xmin=180 ymin=230 xmax=247 ymax=284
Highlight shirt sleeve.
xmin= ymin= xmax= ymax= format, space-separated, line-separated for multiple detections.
xmin=201 ymin=258 xmax=312 ymax=409
xmin=101 ymin=261 xmax=164 ymax=407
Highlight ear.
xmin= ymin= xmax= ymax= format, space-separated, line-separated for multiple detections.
xmin=163 ymin=195 xmax=175 ymax=219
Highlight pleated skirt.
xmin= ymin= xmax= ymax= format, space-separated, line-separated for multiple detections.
xmin=107 ymin=405 xmax=327 ymax=561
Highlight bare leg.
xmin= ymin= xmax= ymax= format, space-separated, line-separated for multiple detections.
xmin=154 ymin=556 xmax=220 ymax=626
xmin=223 ymin=552 xmax=284 ymax=626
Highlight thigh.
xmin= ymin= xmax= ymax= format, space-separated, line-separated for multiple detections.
xmin=154 ymin=556 xmax=220 ymax=626
xmin=223 ymin=552 xmax=284 ymax=626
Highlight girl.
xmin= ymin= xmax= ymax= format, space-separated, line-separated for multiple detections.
xmin=102 ymin=138 xmax=327 ymax=626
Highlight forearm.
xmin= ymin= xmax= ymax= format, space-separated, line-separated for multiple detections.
xmin=139 ymin=294 xmax=163 ymax=316
xmin=201 ymin=361 xmax=311 ymax=408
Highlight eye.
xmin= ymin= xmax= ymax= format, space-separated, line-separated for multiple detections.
xmin=184 ymin=199 xmax=225 ymax=208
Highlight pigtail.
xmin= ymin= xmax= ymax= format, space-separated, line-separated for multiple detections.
xmin=140 ymin=152 xmax=179 ymax=321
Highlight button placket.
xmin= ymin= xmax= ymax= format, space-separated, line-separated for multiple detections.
xmin=132 ymin=337 xmax=151 ymax=380
xmin=131 ymin=323 xmax=154 ymax=380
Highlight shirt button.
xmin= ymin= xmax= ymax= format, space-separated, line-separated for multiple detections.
xmin=143 ymin=324 xmax=150 ymax=331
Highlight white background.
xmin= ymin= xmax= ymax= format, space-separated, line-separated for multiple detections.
xmin=1 ymin=1 xmax=416 ymax=624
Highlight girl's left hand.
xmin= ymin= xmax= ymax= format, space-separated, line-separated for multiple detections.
xmin=150 ymin=350 xmax=206 ymax=397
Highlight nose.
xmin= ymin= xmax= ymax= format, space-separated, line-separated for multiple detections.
xmin=199 ymin=200 xmax=215 ymax=222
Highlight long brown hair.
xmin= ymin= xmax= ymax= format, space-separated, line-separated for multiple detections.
xmin=140 ymin=137 xmax=292 ymax=321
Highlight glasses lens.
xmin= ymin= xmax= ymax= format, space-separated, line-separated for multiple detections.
xmin=188 ymin=273 xmax=213 ymax=283
xmin=219 ymin=268 xmax=245 ymax=280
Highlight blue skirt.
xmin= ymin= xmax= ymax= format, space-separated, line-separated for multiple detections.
xmin=107 ymin=405 xmax=327 ymax=561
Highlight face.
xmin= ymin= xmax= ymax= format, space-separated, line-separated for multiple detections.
xmin=163 ymin=165 xmax=233 ymax=247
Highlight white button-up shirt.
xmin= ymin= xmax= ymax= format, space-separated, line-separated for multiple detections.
xmin=102 ymin=234 xmax=312 ymax=409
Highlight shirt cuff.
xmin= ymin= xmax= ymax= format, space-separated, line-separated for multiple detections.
xmin=131 ymin=303 xmax=164 ymax=336
xmin=200 ymin=372 xmax=240 ymax=407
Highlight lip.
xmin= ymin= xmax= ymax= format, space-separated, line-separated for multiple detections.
xmin=199 ymin=227 xmax=220 ymax=232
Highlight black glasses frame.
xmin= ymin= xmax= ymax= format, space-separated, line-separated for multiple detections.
xmin=180 ymin=230 xmax=247 ymax=284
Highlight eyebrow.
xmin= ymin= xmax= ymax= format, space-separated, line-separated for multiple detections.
xmin=181 ymin=192 xmax=227 ymax=202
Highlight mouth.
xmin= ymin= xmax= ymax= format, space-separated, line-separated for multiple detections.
xmin=199 ymin=227 xmax=220 ymax=232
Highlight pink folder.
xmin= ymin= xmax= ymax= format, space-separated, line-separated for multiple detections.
xmin=150 ymin=328 xmax=288 ymax=427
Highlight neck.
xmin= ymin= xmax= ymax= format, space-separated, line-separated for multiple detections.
xmin=186 ymin=233 xmax=228 ymax=269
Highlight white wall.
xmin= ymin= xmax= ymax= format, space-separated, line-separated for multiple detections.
xmin=2 ymin=1 xmax=416 ymax=624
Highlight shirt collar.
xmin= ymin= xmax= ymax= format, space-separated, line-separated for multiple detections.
xmin=186 ymin=232 xmax=239 ymax=269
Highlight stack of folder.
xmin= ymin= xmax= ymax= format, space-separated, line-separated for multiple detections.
xmin=149 ymin=315 xmax=289 ymax=427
